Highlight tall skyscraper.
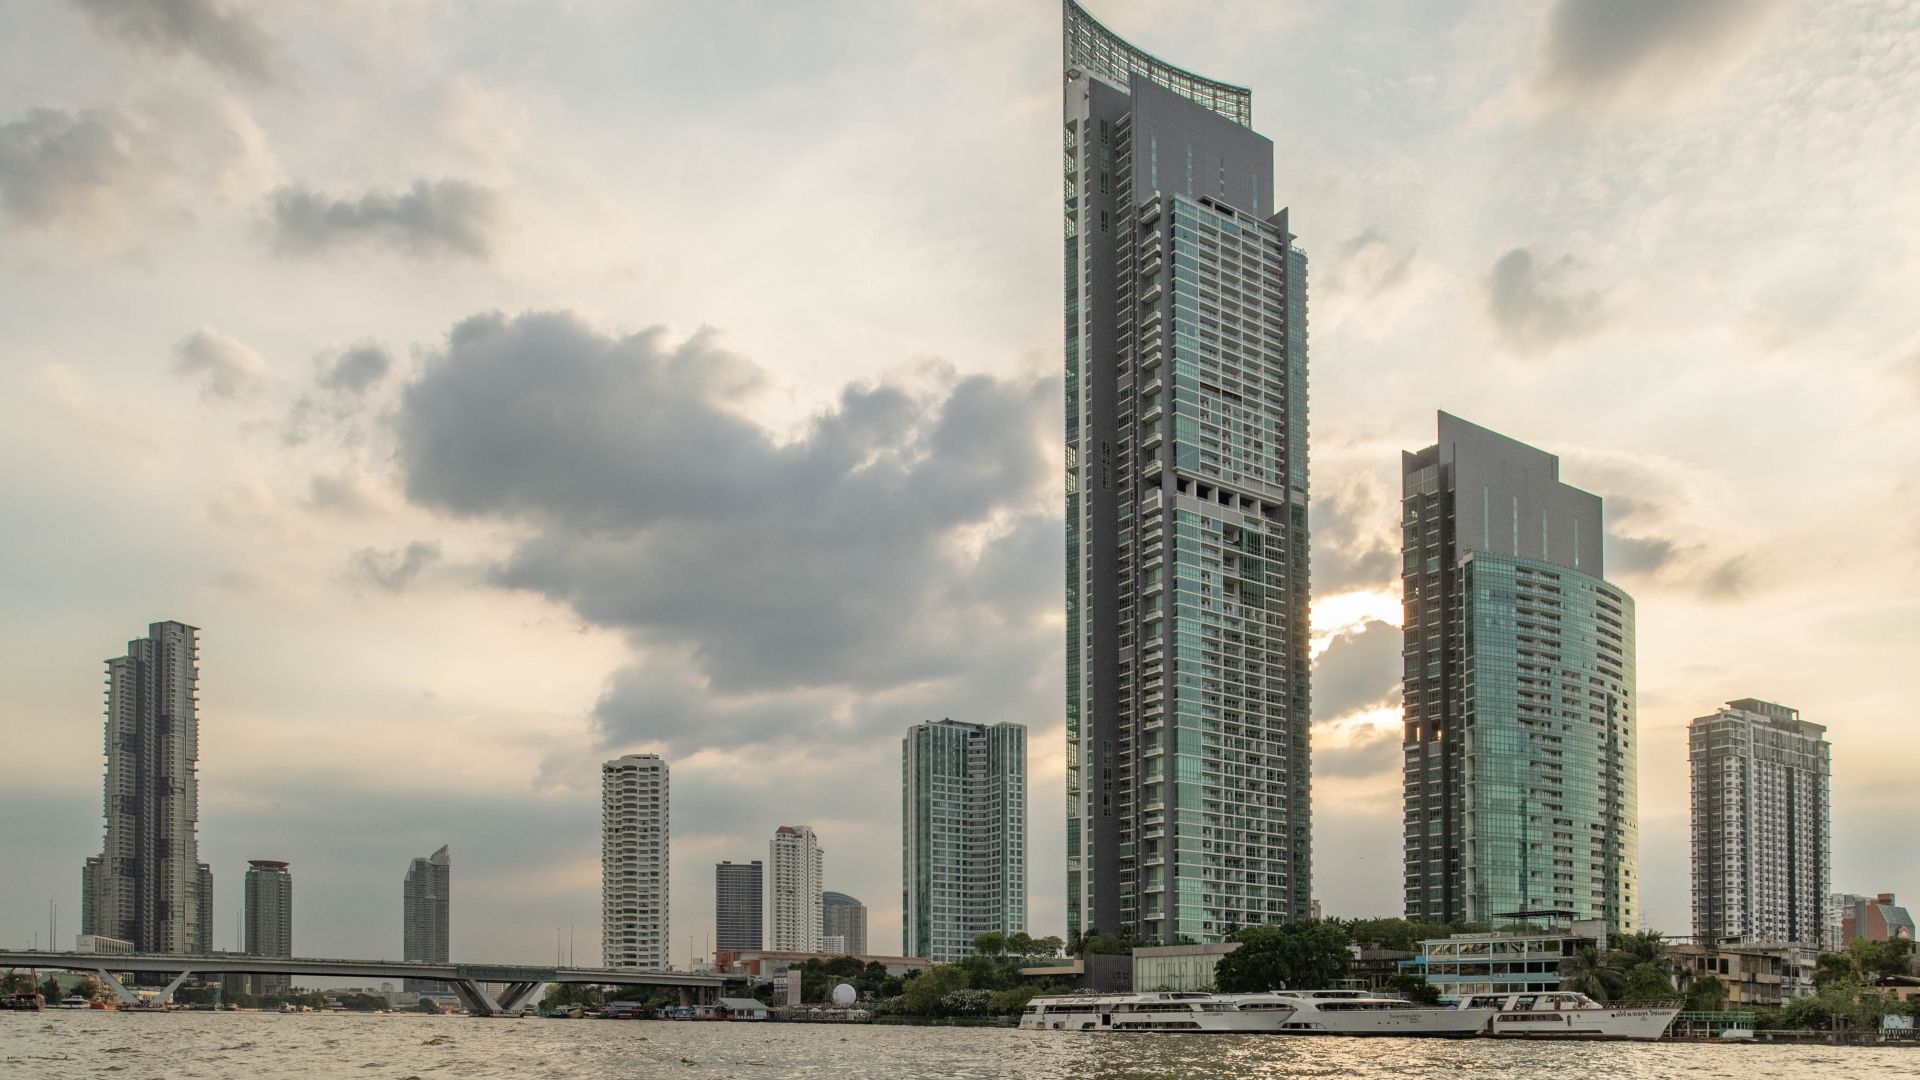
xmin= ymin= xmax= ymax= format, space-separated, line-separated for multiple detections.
xmin=1691 ymin=699 xmax=1830 ymax=946
xmin=403 ymin=844 xmax=450 ymax=990
xmin=195 ymin=864 xmax=214 ymax=954
xmin=1401 ymin=413 xmax=1639 ymax=932
xmin=903 ymin=719 xmax=1027 ymax=962
xmin=81 ymin=620 xmax=206 ymax=954
xmin=244 ymin=860 xmax=293 ymax=994
xmin=715 ymin=860 xmax=763 ymax=953
xmin=822 ymin=891 xmax=868 ymax=957
xmin=602 ymin=755 xmax=669 ymax=969
xmin=1062 ymin=1 xmax=1314 ymax=944
xmin=767 ymin=825 xmax=823 ymax=953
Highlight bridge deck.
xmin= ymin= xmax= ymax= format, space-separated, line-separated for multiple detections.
xmin=0 ymin=950 xmax=727 ymax=988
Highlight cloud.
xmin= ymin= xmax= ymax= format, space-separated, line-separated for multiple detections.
xmin=72 ymin=0 xmax=282 ymax=86
xmin=269 ymin=179 xmax=499 ymax=259
xmin=1315 ymin=722 xmax=1400 ymax=780
xmin=1312 ymin=473 xmax=1400 ymax=594
xmin=1486 ymin=247 xmax=1606 ymax=349
xmin=318 ymin=343 xmax=392 ymax=395
xmin=347 ymin=540 xmax=442 ymax=592
xmin=1324 ymin=228 xmax=1415 ymax=299
xmin=1536 ymin=0 xmax=1782 ymax=102
xmin=0 ymin=107 xmax=136 ymax=226
xmin=1603 ymin=493 xmax=1751 ymax=601
xmin=1311 ymin=618 xmax=1402 ymax=722
xmin=389 ymin=309 xmax=1059 ymax=754
xmin=171 ymin=326 xmax=269 ymax=401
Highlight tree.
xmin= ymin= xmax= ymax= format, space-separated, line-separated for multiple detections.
xmin=1682 ymin=974 xmax=1727 ymax=1013
xmin=1609 ymin=930 xmax=1668 ymax=968
xmin=1385 ymin=972 xmax=1441 ymax=1006
xmin=1815 ymin=952 xmax=1854 ymax=987
xmin=1559 ymin=945 xmax=1621 ymax=1002
xmin=1072 ymin=926 xmax=1140 ymax=956
xmin=1213 ymin=921 xmax=1353 ymax=993
xmin=39 ymin=975 xmax=62 ymax=1001
xmin=2 ymin=971 xmax=36 ymax=995
xmin=1614 ymin=962 xmax=1676 ymax=1004
xmin=972 ymin=933 xmax=1008 ymax=958
xmin=540 ymin=983 xmax=604 ymax=1011
xmin=900 ymin=965 xmax=968 ymax=1016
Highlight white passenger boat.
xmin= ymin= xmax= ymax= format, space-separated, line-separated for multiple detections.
xmin=1019 ymin=992 xmax=1296 ymax=1033
xmin=1226 ymin=990 xmax=1497 ymax=1037
xmin=1462 ymin=991 xmax=1678 ymax=1040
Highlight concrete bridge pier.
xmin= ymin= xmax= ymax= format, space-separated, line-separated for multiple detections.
xmin=93 ymin=968 xmax=140 ymax=1006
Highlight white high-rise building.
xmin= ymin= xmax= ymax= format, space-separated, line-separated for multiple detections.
xmin=1690 ymin=699 xmax=1831 ymax=945
xmin=602 ymin=755 xmax=669 ymax=969
xmin=82 ymin=621 xmax=206 ymax=955
xmin=767 ymin=825 xmax=823 ymax=952
xmin=903 ymin=719 xmax=1027 ymax=963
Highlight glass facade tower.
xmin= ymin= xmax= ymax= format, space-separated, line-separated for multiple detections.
xmin=903 ymin=719 xmax=1027 ymax=962
xmin=1402 ymin=413 xmax=1639 ymax=933
xmin=1063 ymin=1 xmax=1313 ymax=944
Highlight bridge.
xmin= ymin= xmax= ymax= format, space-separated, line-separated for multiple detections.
xmin=0 ymin=949 xmax=731 ymax=1017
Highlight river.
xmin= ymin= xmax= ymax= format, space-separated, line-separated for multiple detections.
xmin=3 ymin=1011 xmax=1912 ymax=1079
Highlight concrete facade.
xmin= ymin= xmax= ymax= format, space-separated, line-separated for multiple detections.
xmin=1412 ymin=921 xmax=1608 ymax=1001
xmin=403 ymin=845 xmax=450 ymax=991
xmin=1401 ymin=415 xmax=1639 ymax=933
xmin=1690 ymin=699 xmax=1830 ymax=946
xmin=903 ymin=719 xmax=1026 ymax=962
xmin=715 ymin=860 xmax=763 ymax=953
xmin=82 ymin=621 xmax=206 ymax=955
xmin=767 ymin=825 xmax=823 ymax=953
xmin=1672 ymin=940 xmax=1817 ymax=1007
xmin=1132 ymin=942 xmax=1240 ymax=991
xmin=602 ymin=756 xmax=669 ymax=969
xmin=244 ymin=860 xmax=293 ymax=994
xmin=1062 ymin=0 xmax=1314 ymax=945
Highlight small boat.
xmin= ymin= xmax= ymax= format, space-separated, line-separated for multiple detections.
xmin=1463 ymin=991 xmax=1679 ymax=1040
xmin=89 ymin=999 xmax=117 ymax=1010
xmin=1020 ymin=992 xmax=1296 ymax=1033
xmin=57 ymin=996 xmax=91 ymax=1009
xmin=1227 ymin=990 xmax=1497 ymax=1037
xmin=1 ymin=993 xmax=45 ymax=1012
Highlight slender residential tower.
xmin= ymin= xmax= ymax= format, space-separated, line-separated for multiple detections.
xmin=822 ymin=891 xmax=868 ymax=957
xmin=767 ymin=825 xmax=823 ymax=953
xmin=1063 ymin=2 xmax=1313 ymax=944
xmin=715 ymin=860 xmax=763 ymax=953
xmin=903 ymin=719 xmax=1027 ymax=962
xmin=82 ymin=621 xmax=206 ymax=954
xmin=403 ymin=845 xmax=450 ymax=991
xmin=244 ymin=860 xmax=293 ymax=994
xmin=602 ymin=755 xmax=669 ymax=969
xmin=1690 ymin=699 xmax=1830 ymax=945
xmin=1401 ymin=413 xmax=1639 ymax=932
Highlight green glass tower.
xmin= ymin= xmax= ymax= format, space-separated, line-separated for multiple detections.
xmin=1064 ymin=1 xmax=1313 ymax=944
xmin=1402 ymin=413 xmax=1639 ymax=933
xmin=903 ymin=719 xmax=1026 ymax=963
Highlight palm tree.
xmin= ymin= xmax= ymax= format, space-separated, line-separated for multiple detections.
xmin=1560 ymin=945 xmax=1621 ymax=1002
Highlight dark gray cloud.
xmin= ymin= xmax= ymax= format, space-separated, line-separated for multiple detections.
xmin=347 ymin=540 xmax=442 ymax=593
xmin=0 ymin=106 xmax=135 ymax=226
xmin=1539 ymin=0 xmax=1777 ymax=97
xmin=72 ymin=0 xmax=282 ymax=85
xmin=1605 ymin=492 xmax=1750 ymax=601
xmin=318 ymin=343 xmax=392 ymax=395
xmin=172 ymin=325 xmax=268 ymax=400
xmin=269 ymin=179 xmax=499 ymax=259
xmin=1312 ymin=618 xmax=1402 ymax=722
xmin=1486 ymin=247 xmax=1606 ymax=349
xmin=392 ymin=310 xmax=1059 ymax=753
xmin=1325 ymin=228 xmax=1415 ymax=298
xmin=1312 ymin=475 xmax=1400 ymax=594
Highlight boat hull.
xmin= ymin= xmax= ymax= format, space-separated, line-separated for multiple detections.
xmin=1486 ymin=1005 xmax=1678 ymax=1041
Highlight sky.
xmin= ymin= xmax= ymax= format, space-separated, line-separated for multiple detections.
xmin=3 ymin=0 xmax=1918 ymax=967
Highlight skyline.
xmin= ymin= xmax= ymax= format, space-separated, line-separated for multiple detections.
xmin=4 ymin=0 xmax=1920 ymax=969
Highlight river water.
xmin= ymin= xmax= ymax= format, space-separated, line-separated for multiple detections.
xmin=3 ymin=1012 xmax=1912 ymax=1079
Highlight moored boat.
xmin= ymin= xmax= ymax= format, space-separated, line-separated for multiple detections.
xmin=1226 ymin=990 xmax=1496 ymax=1037
xmin=1020 ymin=992 xmax=1296 ymax=1033
xmin=57 ymin=995 xmax=91 ymax=1009
xmin=1462 ymin=991 xmax=1678 ymax=1040
xmin=1 ymin=992 xmax=45 ymax=1012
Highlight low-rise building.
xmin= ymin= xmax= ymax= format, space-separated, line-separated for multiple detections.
xmin=1019 ymin=954 xmax=1132 ymax=993
xmin=1132 ymin=943 xmax=1241 ymax=992
xmin=713 ymin=950 xmax=932 ymax=978
xmin=73 ymin=934 xmax=134 ymax=955
xmin=715 ymin=996 xmax=770 ymax=1020
xmin=1411 ymin=921 xmax=1608 ymax=1001
xmin=1672 ymin=940 xmax=1818 ymax=1007
xmin=1344 ymin=948 xmax=1416 ymax=991
xmin=1830 ymin=893 xmax=1916 ymax=949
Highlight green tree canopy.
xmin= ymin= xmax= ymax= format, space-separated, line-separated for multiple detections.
xmin=1559 ymin=945 xmax=1621 ymax=1001
xmin=1614 ymin=961 xmax=1676 ymax=1004
xmin=1213 ymin=921 xmax=1353 ymax=993
xmin=1682 ymin=974 xmax=1727 ymax=1012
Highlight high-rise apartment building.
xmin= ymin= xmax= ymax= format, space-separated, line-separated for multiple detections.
xmin=602 ymin=755 xmax=669 ymax=969
xmin=81 ymin=621 xmax=207 ymax=954
xmin=822 ymin=891 xmax=868 ymax=957
xmin=904 ymin=719 xmax=1027 ymax=962
xmin=1401 ymin=414 xmax=1639 ymax=932
xmin=403 ymin=845 xmax=450 ymax=990
xmin=715 ymin=860 xmax=763 ymax=953
xmin=767 ymin=825 xmax=823 ymax=953
xmin=244 ymin=860 xmax=293 ymax=994
xmin=195 ymin=864 xmax=214 ymax=954
xmin=1061 ymin=0 xmax=1314 ymax=946
xmin=1690 ymin=699 xmax=1830 ymax=945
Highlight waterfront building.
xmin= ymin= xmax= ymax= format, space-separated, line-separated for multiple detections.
xmin=1671 ymin=940 xmax=1817 ymax=1007
xmin=1689 ymin=699 xmax=1830 ymax=946
xmin=715 ymin=860 xmax=763 ymax=953
xmin=602 ymin=755 xmax=669 ymax=968
xmin=1831 ymin=892 xmax=1916 ymax=949
xmin=244 ymin=860 xmax=293 ymax=994
xmin=1133 ymin=942 xmax=1240 ymax=992
xmin=403 ymin=845 xmax=451 ymax=992
xmin=1400 ymin=414 xmax=1640 ymax=933
xmin=1061 ymin=0 xmax=1315 ymax=946
xmin=81 ymin=621 xmax=208 ymax=954
xmin=822 ymin=891 xmax=868 ymax=957
xmin=1410 ymin=921 xmax=1607 ymax=1001
xmin=903 ymin=719 xmax=1027 ymax=962
xmin=767 ymin=825 xmax=823 ymax=953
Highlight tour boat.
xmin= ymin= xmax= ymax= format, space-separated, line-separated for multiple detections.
xmin=57 ymin=995 xmax=91 ymax=1009
xmin=1 ymin=992 xmax=44 ymax=1012
xmin=1225 ymin=990 xmax=1497 ymax=1037
xmin=1020 ymin=992 xmax=1296 ymax=1033
xmin=1461 ymin=991 xmax=1679 ymax=1040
